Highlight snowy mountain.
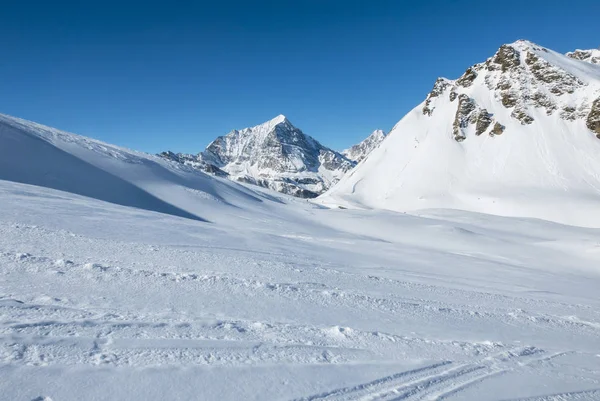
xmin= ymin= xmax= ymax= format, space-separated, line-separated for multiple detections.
xmin=321 ymin=40 xmax=600 ymax=227
xmin=567 ymin=47 xmax=600 ymax=65
xmin=0 ymin=112 xmax=298 ymax=224
xmin=160 ymin=115 xmax=355 ymax=198
xmin=342 ymin=129 xmax=386 ymax=163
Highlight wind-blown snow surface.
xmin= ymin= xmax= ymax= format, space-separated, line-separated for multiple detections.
xmin=1 ymin=113 xmax=600 ymax=401
xmin=321 ymin=41 xmax=600 ymax=227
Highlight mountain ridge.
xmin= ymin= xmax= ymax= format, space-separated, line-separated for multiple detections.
xmin=161 ymin=115 xmax=356 ymax=198
xmin=319 ymin=40 xmax=600 ymax=227
xmin=342 ymin=129 xmax=386 ymax=163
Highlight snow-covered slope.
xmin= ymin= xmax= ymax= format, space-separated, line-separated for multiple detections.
xmin=160 ymin=115 xmax=355 ymax=198
xmin=342 ymin=129 xmax=386 ymax=163
xmin=0 ymin=113 xmax=300 ymax=224
xmin=321 ymin=40 xmax=600 ymax=227
xmin=3 ymin=166 xmax=600 ymax=401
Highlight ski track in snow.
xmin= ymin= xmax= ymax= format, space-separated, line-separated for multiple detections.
xmin=296 ymin=348 xmax=569 ymax=401
xmin=1 ymin=211 xmax=600 ymax=400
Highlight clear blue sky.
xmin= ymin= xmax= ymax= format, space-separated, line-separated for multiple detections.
xmin=2 ymin=0 xmax=599 ymax=153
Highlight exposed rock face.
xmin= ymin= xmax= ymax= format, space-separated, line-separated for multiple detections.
xmin=525 ymin=52 xmax=583 ymax=95
xmin=342 ymin=129 xmax=386 ymax=163
xmin=490 ymin=122 xmax=505 ymax=136
xmin=491 ymin=44 xmax=521 ymax=72
xmin=560 ymin=106 xmax=578 ymax=121
xmin=423 ymin=78 xmax=450 ymax=116
xmin=160 ymin=115 xmax=355 ymax=198
xmin=158 ymin=151 xmax=229 ymax=177
xmin=456 ymin=67 xmax=477 ymax=87
xmin=452 ymin=95 xmax=477 ymax=141
xmin=567 ymin=48 xmax=600 ymax=65
xmin=501 ymin=91 xmax=518 ymax=108
xmin=531 ymin=92 xmax=557 ymax=115
xmin=475 ymin=110 xmax=493 ymax=135
xmin=587 ymin=97 xmax=600 ymax=138
xmin=422 ymin=40 xmax=600 ymax=138
xmin=511 ymin=108 xmax=534 ymax=125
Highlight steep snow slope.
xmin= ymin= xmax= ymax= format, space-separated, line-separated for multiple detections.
xmin=321 ymin=40 xmax=600 ymax=227
xmin=160 ymin=115 xmax=355 ymax=198
xmin=342 ymin=129 xmax=386 ymax=163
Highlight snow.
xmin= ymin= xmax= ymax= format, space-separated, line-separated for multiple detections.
xmin=320 ymin=41 xmax=600 ymax=228
xmin=1 ymin=111 xmax=600 ymax=401
xmin=165 ymin=115 xmax=354 ymax=197
xmin=342 ymin=129 xmax=387 ymax=163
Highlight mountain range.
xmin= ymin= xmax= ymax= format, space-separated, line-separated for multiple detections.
xmin=1 ymin=40 xmax=599 ymax=226
xmin=159 ymin=115 xmax=385 ymax=198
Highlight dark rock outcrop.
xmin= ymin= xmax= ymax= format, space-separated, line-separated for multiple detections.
xmin=490 ymin=122 xmax=505 ymax=136
xmin=511 ymin=108 xmax=535 ymax=125
xmin=456 ymin=67 xmax=478 ymax=87
xmin=491 ymin=45 xmax=521 ymax=72
xmin=423 ymin=78 xmax=450 ymax=116
xmin=452 ymin=95 xmax=477 ymax=141
xmin=475 ymin=110 xmax=493 ymax=135
xmin=587 ymin=97 xmax=600 ymax=138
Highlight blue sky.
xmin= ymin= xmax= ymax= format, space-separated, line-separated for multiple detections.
xmin=2 ymin=0 xmax=599 ymax=153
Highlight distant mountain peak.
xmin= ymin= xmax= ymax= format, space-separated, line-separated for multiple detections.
xmin=160 ymin=116 xmax=355 ymax=198
xmin=342 ymin=129 xmax=387 ymax=163
xmin=270 ymin=114 xmax=288 ymax=124
xmin=507 ymin=39 xmax=541 ymax=50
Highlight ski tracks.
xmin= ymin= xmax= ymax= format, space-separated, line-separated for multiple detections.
xmin=295 ymin=347 xmax=570 ymax=401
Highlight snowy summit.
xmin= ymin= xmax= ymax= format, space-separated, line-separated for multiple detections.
xmin=321 ymin=40 xmax=600 ymax=227
xmin=342 ymin=129 xmax=387 ymax=163
xmin=161 ymin=115 xmax=355 ymax=198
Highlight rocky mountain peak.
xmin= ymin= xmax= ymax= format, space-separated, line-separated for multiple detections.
xmin=160 ymin=116 xmax=355 ymax=198
xmin=270 ymin=114 xmax=289 ymax=124
xmin=258 ymin=114 xmax=292 ymax=132
xmin=342 ymin=130 xmax=387 ymax=163
xmin=321 ymin=40 xmax=600 ymax=227
xmin=566 ymin=48 xmax=600 ymax=65
xmin=422 ymin=40 xmax=599 ymax=141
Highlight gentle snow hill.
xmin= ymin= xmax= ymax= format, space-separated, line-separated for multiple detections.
xmin=160 ymin=115 xmax=355 ymax=198
xmin=342 ymin=129 xmax=387 ymax=163
xmin=0 ymin=113 xmax=309 ymax=225
xmin=320 ymin=40 xmax=600 ymax=227
xmin=2 ymin=175 xmax=600 ymax=400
